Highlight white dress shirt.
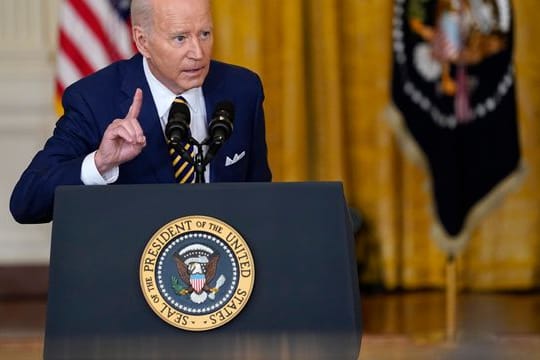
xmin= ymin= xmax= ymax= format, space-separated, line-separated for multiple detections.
xmin=81 ymin=57 xmax=209 ymax=184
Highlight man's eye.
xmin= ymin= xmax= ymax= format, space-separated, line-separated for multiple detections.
xmin=175 ymin=35 xmax=187 ymax=43
xmin=201 ymin=31 xmax=212 ymax=39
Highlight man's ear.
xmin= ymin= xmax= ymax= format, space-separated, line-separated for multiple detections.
xmin=132 ymin=25 xmax=150 ymax=58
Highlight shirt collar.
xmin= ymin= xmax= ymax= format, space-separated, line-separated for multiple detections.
xmin=142 ymin=57 xmax=203 ymax=120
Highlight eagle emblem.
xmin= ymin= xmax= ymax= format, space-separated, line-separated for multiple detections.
xmin=171 ymin=244 xmax=226 ymax=304
xmin=140 ymin=216 xmax=255 ymax=331
xmin=404 ymin=0 xmax=512 ymax=123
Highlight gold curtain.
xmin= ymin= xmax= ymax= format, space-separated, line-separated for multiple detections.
xmin=211 ymin=0 xmax=540 ymax=290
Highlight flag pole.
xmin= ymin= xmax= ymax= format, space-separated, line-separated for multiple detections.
xmin=445 ymin=255 xmax=457 ymax=343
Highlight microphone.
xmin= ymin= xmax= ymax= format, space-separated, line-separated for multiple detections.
xmin=205 ymin=101 xmax=234 ymax=164
xmin=165 ymin=97 xmax=191 ymax=145
xmin=209 ymin=101 xmax=234 ymax=146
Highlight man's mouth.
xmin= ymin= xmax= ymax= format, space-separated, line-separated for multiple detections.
xmin=184 ymin=66 xmax=204 ymax=75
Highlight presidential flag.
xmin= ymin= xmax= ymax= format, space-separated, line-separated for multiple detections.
xmin=55 ymin=0 xmax=136 ymax=113
xmin=390 ymin=0 xmax=523 ymax=254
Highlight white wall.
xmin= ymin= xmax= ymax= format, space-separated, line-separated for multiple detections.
xmin=0 ymin=0 xmax=60 ymax=264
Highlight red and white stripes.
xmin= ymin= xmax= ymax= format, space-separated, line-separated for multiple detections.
xmin=55 ymin=0 xmax=135 ymax=110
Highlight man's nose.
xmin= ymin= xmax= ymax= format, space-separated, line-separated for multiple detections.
xmin=188 ymin=37 xmax=203 ymax=59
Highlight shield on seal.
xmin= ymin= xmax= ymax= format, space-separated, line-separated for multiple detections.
xmin=190 ymin=273 xmax=206 ymax=294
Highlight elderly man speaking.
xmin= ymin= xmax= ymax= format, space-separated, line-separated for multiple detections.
xmin=10 ymin=0 xmax=272 ymax=224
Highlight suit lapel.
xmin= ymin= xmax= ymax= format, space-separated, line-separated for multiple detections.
xmin=120 ymin=54 xmax=174 ymax=183
xmin=203 ymin=61 xmax=226 ymax=181
xmin=202 ymin=62 xmax=223 ymax=123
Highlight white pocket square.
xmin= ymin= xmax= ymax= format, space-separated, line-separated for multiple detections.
xmin=225 ymin=151 xmax=246 ymax=166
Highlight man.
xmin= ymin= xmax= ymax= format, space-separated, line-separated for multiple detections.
xmin=10 ymin=0 xmax=271 ymax=224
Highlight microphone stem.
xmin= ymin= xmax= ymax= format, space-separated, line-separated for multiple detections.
xmin=194 ymin=144 xmax=206 ymax=184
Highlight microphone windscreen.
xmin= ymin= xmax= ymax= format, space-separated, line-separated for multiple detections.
xmin=166 ymin=99 xmax=191 ymax=143
xmin=215 ymin=101 xmax=235 ymax=121
xmin=169 ymin=100 xmax=191 ymax=124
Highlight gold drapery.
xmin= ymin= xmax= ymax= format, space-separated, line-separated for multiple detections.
xmin=210 ymin=0 xmax=540 ymax=290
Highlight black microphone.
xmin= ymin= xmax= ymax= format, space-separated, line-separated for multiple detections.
xmin=204 ymin=101 xmax=234 ymax=165
xmin=209 ymin=101 xmax=234 ymax=146
xmin=165 ymin=97 xmax=191 ymax=145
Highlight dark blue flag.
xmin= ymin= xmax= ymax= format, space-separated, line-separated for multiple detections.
xmin=391 ymin=0 xmax=523 ymax=254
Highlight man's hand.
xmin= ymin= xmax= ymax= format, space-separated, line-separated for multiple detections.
xmin=95 ymin=88 xmax=147 ymax=174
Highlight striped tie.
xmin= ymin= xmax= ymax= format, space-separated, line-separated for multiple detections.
xmin=169 ymin=97 xmax=196 ymax=184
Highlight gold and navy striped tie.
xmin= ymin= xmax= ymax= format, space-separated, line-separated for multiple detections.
xmin=169 ymin=97 xmax=196 ymax=184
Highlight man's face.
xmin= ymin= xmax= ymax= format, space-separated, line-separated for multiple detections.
xmin=134 ymin=0 xmax=213 ymax=94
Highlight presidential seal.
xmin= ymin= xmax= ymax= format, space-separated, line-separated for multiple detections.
xmin=139 ymin=216 xmax=255 ymax=331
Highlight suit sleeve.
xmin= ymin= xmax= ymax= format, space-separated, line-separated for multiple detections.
xmin=246 ymin=74 xmax=272 ymax=181
xmin=9 ymin=88 xmax=102 ymax=224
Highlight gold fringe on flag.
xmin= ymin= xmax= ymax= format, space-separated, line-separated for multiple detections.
xmin=383 ymin=103 xmax=526 ymax=256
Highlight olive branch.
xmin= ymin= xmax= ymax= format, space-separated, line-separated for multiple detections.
xmin=171 ymin=275 xmax=187 ymax=295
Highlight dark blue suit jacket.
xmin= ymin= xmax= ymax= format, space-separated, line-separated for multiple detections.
xmin=10 ymin=54 xmax=271 ymax=224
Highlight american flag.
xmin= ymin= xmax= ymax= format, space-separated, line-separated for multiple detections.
xmin=55 ymin=0 xmax=136 ymax=113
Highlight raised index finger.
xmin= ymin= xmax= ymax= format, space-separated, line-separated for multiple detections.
xmin=126 ymin=88 xmax=143 ymax=119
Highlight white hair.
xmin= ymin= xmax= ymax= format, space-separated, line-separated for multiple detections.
xmin=130 ymin=0 xmax=154 ymax=32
